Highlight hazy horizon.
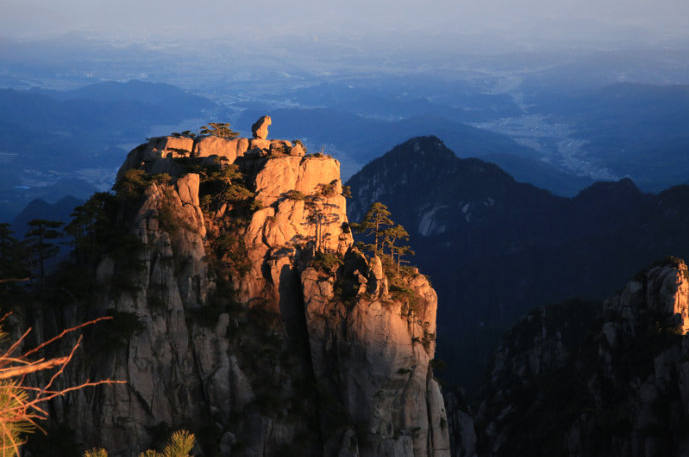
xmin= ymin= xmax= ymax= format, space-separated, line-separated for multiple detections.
xmin=3 ymin=0 xmax=689 ymax=54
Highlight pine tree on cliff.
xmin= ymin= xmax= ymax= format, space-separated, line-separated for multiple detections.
xmin=383 ymin=224 xmax=414 ymax=272
xmin=303 ymin=182 xmax=342 ymax=253
xmin=353 ymin=202 xmax=414 ymax=272
xmin=200 ymin=122 xmax=239 ymax=139
xmin=25 ymin=219 xmax=63 ymax=282
xmin=65 ymin=193 xmax=116 ymax=265
xmin=0 ymin=224 xmax=29 ymax=283
xmin=352 ymin=202 xmax=393 ymax=255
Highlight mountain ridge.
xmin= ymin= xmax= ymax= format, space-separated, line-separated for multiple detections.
xmin=346 ymin=136 xmax=689 ymax=389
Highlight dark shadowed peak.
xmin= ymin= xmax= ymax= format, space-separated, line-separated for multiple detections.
xmin=387 ymin=136 xmax=456 ymax=162
xmin=575 ymin=177 xmax=641 ymax=199
xmin=574 ymin=177 xmax=644 ymax=210
xmin=378 ymin=136 xmax=514 ymax=183
xmin=346 ymin=136 xmax=555 ymax=233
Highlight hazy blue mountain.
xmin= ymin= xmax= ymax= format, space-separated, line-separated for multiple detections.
xmin=42 ymin=80 xmax=215 ymax=113
xmin=236 ymin=106 xmax=589 ymax=194
xmin=347 ymin=136 xmax=689 ymax=389
xmin=11 ymin=196 xmax=83 ymax=238
xmin=0 ymin=179 xmax=96 ymax=224
xmin=0 ymin=81 xmax=219 ymax=220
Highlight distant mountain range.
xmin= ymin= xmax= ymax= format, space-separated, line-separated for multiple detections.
xmin=347 ymin=136 xmax=689 ymax=389
xmin=0 ymin=80 xmax=219 ymax=220
xmin=236 ymin=106 xmax=591 ymax=194
xmin=11 ymin=196 xmax=82 ymax=238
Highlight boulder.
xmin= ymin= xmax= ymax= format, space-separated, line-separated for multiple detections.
xmin=193 ymin=136 xmax=242 ymax=162
xmin=116 ymin=136 xmax=192 ymax=179
xmin=251 ymin=115 xmax=272 ymax=139
xmin=249 ymin=138 xmax=271 ymax=151
xmin=158 ymin=136 xmax=194 ymax=157
xmin=290 ymin=142 xmax=306 ymax=157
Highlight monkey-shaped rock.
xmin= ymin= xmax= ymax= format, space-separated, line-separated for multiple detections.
xmin=251 ymin=115 xmax=272 ymax=139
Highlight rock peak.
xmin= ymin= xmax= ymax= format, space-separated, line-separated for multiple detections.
xmin=608 ymin=256 xmax=689 ymax=334
xmin=71 ymin=119 xmax=449 ymax=457
xmin=251 ymin=115 xmax=271 ymax=139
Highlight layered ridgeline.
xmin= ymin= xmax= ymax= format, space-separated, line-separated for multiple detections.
xmin=347 ymin=136 xmax=689 ymax=388
xmin=32 ymin=121 xmax=450 ymax=456
xmin=473 ymin=257 xmax=689 ymax=457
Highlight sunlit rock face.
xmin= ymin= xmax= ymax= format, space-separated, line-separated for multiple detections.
xmin=47 ymin=118 xmax=449 ymax=457
xmin=251 ymin=115 xmax=272 ymax=139
xmin=473 ymin=257 xmax=689 ymax=457
xmin=193 ymin=136 xmax=249 ymax=161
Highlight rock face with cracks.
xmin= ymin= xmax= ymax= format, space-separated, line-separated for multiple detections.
xmin=44 ymin=124 xmax=449 ymax=457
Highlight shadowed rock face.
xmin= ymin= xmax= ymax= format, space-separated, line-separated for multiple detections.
xmin=46 ymin=130 xmax=449 ymax=457
xmin=473 ymin=257 xmax=689 ymax=457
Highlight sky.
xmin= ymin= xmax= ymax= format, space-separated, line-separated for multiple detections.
xmin=2 ymin=0 xmax=689 ymax=51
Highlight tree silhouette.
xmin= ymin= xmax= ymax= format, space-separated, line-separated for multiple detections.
xmin=25 ymin=219 xmax=63 ymax=282
xmin=65 ymin=193 xmax=115 ymax=265
xmin=353 ymin=202 xmax=414 ymax=271
xmin=382 ymin=224 xmax=414 ymax=271
xmin=0 ymin=224 xmax=28 ymax=282
xmin=352 ymin=202 xmax=393 ymax=255
xmin=200 ymin=122 xmax=239 ymax=139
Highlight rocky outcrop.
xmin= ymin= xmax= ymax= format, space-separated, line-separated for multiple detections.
xmin=474 ymin=257 xmax=689 ymax=457
xmin=252 ymin=115 xmax=271 ymax=139
xmin=193 ymin=136 xmax=249 ymax=161
xmin=45 ymin=122 xmax=448 ymax=457
xmin=302 ymin=249 xmax=449 ymax=457
xmin=118 ymin=117 xmax=308 ymax=181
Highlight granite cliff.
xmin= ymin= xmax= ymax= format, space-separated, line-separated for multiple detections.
xmin=33 ymin=120 xmax=449 ymax=457
xmin=474 ymin=257 xmax=689 ymax=457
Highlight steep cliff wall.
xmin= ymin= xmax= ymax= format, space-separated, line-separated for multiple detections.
xmin=475 ymin=257 xmax=689 ymax=457
xmin=45 ymin=131 xmax=449 ymax=457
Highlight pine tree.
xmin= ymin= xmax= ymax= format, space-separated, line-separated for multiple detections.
xmin=25 ymin=219 xmax=63 ymax=282
xmin=382 ymin=224 xmax=413 ymax=271
xmin=352 ymin=202 xmax=393 ymax=255
xmin=200 ymin=122 xmax=239 ymax=139
xmin=65 ymin=193 xmax=115 ymax=265
xmin=353 ymin=203 xmax=415 ymax=273
xmin=0 ymin=224 xmax=28 ymax=283
xmin=303 ymin=184 xmax=341 ymax=253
